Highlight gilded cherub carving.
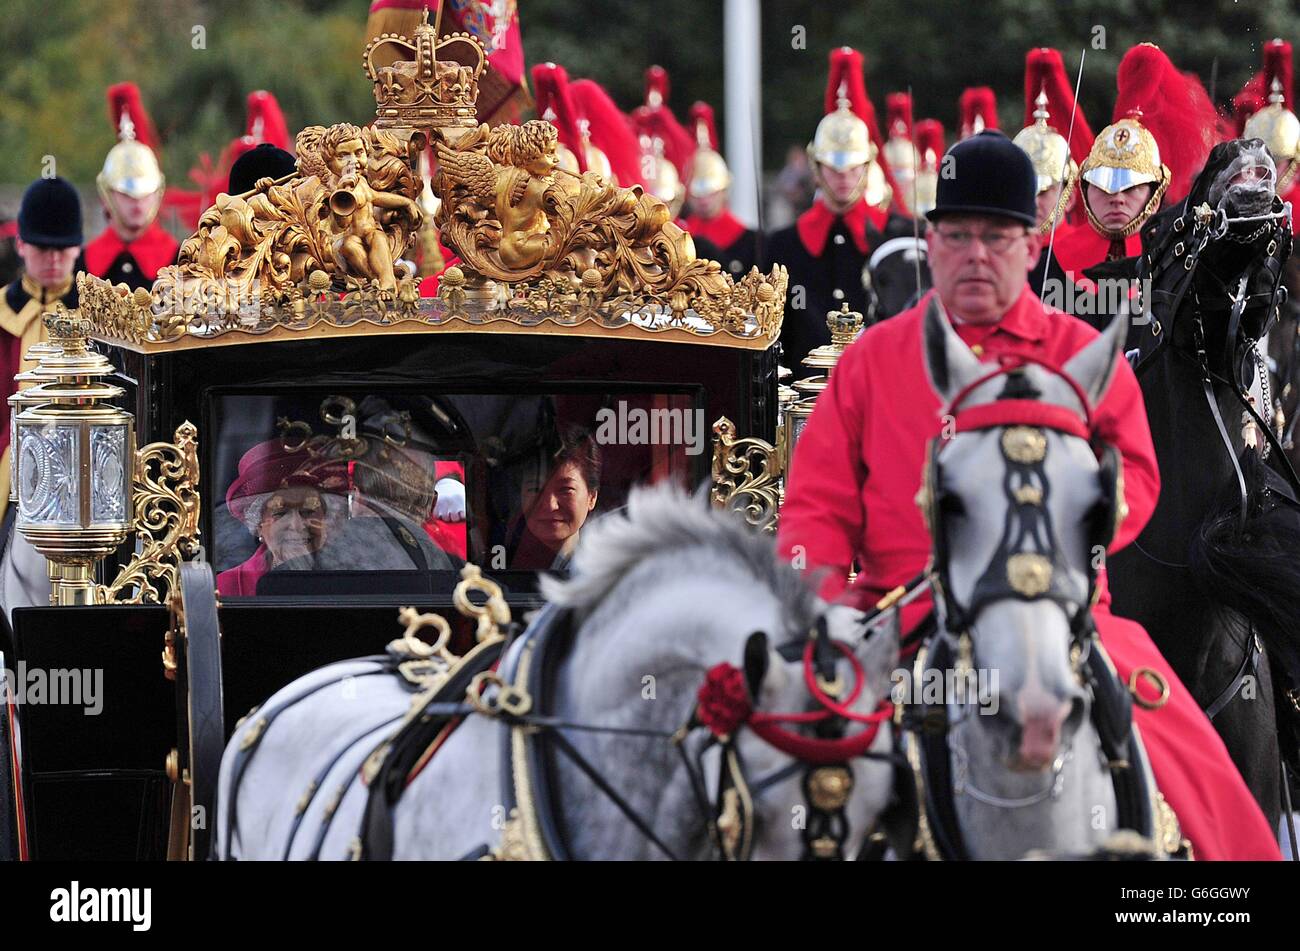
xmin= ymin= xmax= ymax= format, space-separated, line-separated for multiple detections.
xmin=158 ymin=122 xmax=423 ymax=308
xmin=433 ymin=119 xmax=726 ymax=304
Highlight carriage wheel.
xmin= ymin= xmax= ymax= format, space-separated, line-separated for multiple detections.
xmin=173 ymin=561 xmax=224 ymax=861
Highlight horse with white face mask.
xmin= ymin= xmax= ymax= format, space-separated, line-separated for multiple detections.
xmin=892 ymin=306 xmax=1181 ymax=860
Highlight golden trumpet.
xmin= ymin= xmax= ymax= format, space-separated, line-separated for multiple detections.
xmin=330 ymin=188 xmax=358 ymax=216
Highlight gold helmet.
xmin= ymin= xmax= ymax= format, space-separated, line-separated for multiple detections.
xmin=1078 ymin=116 xmax=1169 ymax=237
xmin=1243 ymin=39 xmax=1299 ymax=189
xmin=808 ymin=48 xmax=890 ymax=212
xmin=686 ymin=102 xmax=731 ymax=199
xmin=810 ymin=89 xmax=876 ymax=172
xmin=1244 ymin=80 xmax=1300 ymax=166
xmin=97 ymin=84 xmax=165 ymax=223
xmin=1013 ymin=91 xmax=1078 ymax=233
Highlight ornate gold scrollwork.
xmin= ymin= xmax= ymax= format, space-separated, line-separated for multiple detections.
xmin=1006 ymin=552 xmax=1053 ymax=597
xmin=711 ymin=416 xmax=783 ymax=534
xmin=102 ymin=421 xmax=202 ymax=605
xmin=1154 ymin=791 xmax=1193 ymax=859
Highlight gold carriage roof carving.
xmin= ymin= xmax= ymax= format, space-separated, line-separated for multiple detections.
xmin=75 ymin=5 xmax=785 ymax=353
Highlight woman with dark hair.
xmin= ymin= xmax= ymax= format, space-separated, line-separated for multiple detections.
xmin=510 ymin=427 xmax=601 ymax=572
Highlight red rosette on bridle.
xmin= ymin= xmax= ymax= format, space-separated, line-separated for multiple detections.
xmin=696 ymin=663 xmax=753 ymax=739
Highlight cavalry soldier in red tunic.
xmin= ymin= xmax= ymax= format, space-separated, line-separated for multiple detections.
xmin=682 ymin=102 xmax=758 ymax=278
xmin=777 ymin=130 xmax=1282 ymax=860
xmin=1052 ymin=44 xmax=1217 ymax=286
xmin=84 ymin=83 xmax=178 ymax=291
xmin=765 ymin=47 xmax=902 ymax=370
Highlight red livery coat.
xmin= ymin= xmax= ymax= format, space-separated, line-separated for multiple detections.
xmin=777 ymin=286 xmax=1281 ymax=860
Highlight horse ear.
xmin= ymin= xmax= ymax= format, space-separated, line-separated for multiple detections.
xmin=742 ymin=630 xmax=770 ymax=700
xmin=1063 ymin=311 xmax=1131 ymax=408
xmin=922 ymin=295 xmax=987 ymax=404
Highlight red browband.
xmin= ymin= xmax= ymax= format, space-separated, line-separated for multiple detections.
xmin=943 ymin=354 xmax=1095 ymax=437
xmin=953 ymin=400 xmax=1091 ymax=441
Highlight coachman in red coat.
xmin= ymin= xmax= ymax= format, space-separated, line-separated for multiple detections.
xmin=778 ymin=130 xmax=1281 ymax=860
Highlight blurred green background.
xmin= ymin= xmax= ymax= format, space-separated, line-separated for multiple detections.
xmin=1 ymin=0 xmax=1298 ymax=187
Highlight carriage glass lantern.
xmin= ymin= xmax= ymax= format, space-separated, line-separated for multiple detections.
xmin=14 ymin=312 xmax=134 ymax=605
xmin=782 ymin=304 xmax=864 ymax=465
xmin=7 ymin=340 xmax=61 ymax=502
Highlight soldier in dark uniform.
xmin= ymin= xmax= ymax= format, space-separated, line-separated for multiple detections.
xmin=83 ymin=83 xmax=177 ymax=291
xmin=681 ymin=101 xmax=758 ymax=279
xmin=0 ymin=177 xmax=83 ymax=504
xmin=764 ymin=47 xmax=901 ymax=370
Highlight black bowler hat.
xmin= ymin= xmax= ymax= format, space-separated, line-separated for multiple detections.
xmin=17 ymin=177 xmax=83 ymax=248
xmin=925 ymin=130 xmax=1037 ymax=228
xmin=228 ymin=144 xmax=297 ymax=195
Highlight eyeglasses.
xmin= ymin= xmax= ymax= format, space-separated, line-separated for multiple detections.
xmin=932 ymin=227 xmax=1028 ymax=254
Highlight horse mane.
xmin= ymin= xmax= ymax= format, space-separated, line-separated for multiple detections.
xmin=540 ymin=482 xmax=820 ymax=635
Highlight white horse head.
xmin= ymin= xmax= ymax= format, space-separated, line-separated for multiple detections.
xmin=919 ymin=301 xmax=1138 ymax=858
xmin=540 ymin=484 xmax=899 ymax=860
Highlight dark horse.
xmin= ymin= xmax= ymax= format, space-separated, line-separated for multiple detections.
xmin=1109 ymin=139 xmax=1300 ymax=837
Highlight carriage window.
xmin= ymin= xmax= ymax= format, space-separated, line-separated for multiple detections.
xmin=210 ymin=391 xmax=700 ymax=598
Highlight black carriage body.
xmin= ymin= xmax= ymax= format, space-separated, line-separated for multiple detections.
xmin=10 ymin=329 xmax=778 ymax=860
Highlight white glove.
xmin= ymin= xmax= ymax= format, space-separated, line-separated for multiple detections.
xmin=434 ymin=477 xmax=466 ymax=522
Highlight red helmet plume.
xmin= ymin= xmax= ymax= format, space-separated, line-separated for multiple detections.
xmin=1024 ymin=48 xmax=1094 ymax=164
xmin=886 ymin=92 xmax=914 ymax=139
xmin=689 ymin=101 xmax=720 ymax=150
xmin=106 ymin=82 xmax=161 ymax=151
xmin=1263 ymin=38 xmax=1294 ymax=109
xmin=631 ymin=65 xmax=694 ymax=177
xmin=569 ymin=78 xmax=646 ymax=187
xmin=1113 ymin=43 xmax=1218 ymax=203
xmin=245 ymin=90 xmax=291 ymax=150
xmin=914 ymin=119 xmax=946 ymax=165
xmin=959 ymin=87 xmax=999 ymax=138
xmin=532 ymin=63 xmax=587 ymax=172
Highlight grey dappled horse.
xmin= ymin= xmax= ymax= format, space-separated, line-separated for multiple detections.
xmin=213 ymin=485 xmax=899 ymax=860
xmin=909 ymin=305 xmax=1164 ymax=859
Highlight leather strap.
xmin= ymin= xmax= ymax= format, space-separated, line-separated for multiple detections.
xmin=1204 ymin=628 xmax=1260 ymax=721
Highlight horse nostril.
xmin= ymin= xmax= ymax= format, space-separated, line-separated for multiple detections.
xmin=1016 ymin=696 xmax=1071 ymax=771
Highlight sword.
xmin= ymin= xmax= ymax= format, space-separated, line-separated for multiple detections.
xmin=910 ymin=84 xmax=923 ymax=299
